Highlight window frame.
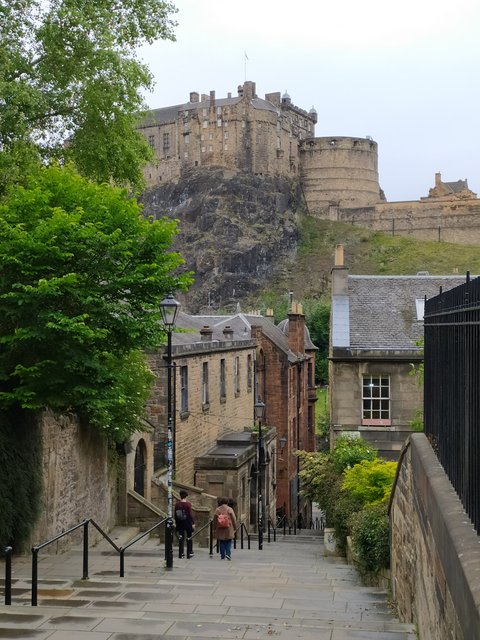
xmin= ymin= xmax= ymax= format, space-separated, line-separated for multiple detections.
xmin=361 ymin=375 xmax=391 ymax=426
xmin=180 ymin=365 xmax=189 ymax=415
xmin=202 ymin=362 xmax=209 ymax=407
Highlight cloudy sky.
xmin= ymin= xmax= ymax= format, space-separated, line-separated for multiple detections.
xmin=140 ymin=0 xmax=480 ymax=202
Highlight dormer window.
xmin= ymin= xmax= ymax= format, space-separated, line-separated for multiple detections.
xmin=415 ymin=298 xmax=425 ymax=321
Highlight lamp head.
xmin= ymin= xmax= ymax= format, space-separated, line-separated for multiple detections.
xmin=159 ymin=293 xmax=181 ymax=330
xmin=254 ymin=400 xmax=266 ymax=422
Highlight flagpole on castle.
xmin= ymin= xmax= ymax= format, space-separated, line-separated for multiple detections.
xmin=244 ymin=51 xmax=248 ymax=81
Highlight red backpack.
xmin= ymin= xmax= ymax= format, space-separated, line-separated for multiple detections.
xmin=217 ymin=512 xmax=230 ymax=528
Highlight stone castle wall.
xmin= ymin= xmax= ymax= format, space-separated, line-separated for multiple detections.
xmin=329 ymin=198 xmax=480 ymax=245
xmin=140 ymin=81 xmax=316 ymax=188
xmin=390 ymin=434 xmax=480 ymax=640
xmin=300 ymin=137 xmax=382 ymax=209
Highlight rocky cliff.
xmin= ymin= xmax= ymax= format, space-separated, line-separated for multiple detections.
xmin=141 ymin=167 xmax=302 ymax=313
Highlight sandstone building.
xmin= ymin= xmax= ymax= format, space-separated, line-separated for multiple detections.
xmin=143 ymin=304 xmax=316 ymax=528
xmin=329 ymin=245 xmax=466 ymax=459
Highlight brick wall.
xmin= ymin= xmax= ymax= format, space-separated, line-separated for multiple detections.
xmin=390 ymin=434 xmax=480 ymax=639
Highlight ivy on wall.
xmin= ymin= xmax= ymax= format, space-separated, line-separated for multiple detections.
xmin=0 ymin=409 xmax=42 ymax=551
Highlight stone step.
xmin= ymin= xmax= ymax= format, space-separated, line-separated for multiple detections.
xmin=0 ymin=536 xmax=416 ymax=639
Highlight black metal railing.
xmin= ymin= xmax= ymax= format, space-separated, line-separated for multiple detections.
xmin=3 ymin=547 xmax=12 ymax=605
xmin=424 ymin=272 xmax=480 ymax=533
xmin=234 ymin=522 xmax=251 ymax=550
xmin=30 ymin=516 xmax=167 ymax=606
xmin=118 ymin=517 xmax=167 ymax=575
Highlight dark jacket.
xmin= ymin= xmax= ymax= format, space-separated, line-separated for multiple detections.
xmin=214 ymin=504 xmax=237 ymax=540
xmin=174 ymin=499 xmax=194 ymax=532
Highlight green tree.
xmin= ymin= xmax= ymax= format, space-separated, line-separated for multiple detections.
xmin=0 ymin=164 xmax=191 ymax=441
xmin=0 ymin=0 xmax=177 ymax=193
xmin=303 ymin=299 xmax=330 ymax=384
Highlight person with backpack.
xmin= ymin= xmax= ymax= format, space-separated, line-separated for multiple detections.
xmin=214 ymin=496 xmax=237 ymax=560
xmin=174 ymin=490 xmax=195 ymax=558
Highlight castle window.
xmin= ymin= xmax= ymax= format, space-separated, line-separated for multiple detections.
xmin=201 ymin=146 xmax=206 ymax=153
xmin=209 ymin=133 xmax=213 ymax=140
xmin=184 ymin=152 xmax=188 ymax=159
xmin=247 ymin=354 xmax=252 ymax=392
xmin=163 ymin=132 xmax=170 ymax=150
xmin=148 ymin=135 xmax=155 ymax=149
xmin=217 ymin=118 xmax=222 ymax=127
xmin=209 ymin=145 xmax=213 ymax=152
xmin=224 ymin=144 xmax=228 ymax=151
xmin=203 ymin=108 xmax=207 ymax=116
xmin=217 ymin=106 xmax=221 ymax=114
xmin=277 ymin=137 xmax=281 ymax=148
xmin=184 ymin=133 xmax=190 ymax=144
xmin=202 ymin=120 xmax=208 ymax=128
xmin=224 ymin=132 xmax=229 ymax=140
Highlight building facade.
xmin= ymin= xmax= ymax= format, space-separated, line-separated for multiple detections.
xmin=139 ymin=81 xmax=318 ymax=187
xmin=329 ymin=244 xmax=466 ymax=459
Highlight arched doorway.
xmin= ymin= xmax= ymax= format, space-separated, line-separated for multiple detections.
xmin=134 ymin=439 xmax=147 ymax=496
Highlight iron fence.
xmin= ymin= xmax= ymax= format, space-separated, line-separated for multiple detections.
xmin=424 ymin=272 xmax=480 ymax=533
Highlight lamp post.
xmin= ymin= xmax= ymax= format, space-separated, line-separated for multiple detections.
xmin=254 ymin=400 xmax=266 ymax=551
xmin=159 ymin=293 xmax=181 ymax=570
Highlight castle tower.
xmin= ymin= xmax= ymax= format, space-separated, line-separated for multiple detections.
xmin=299 ymin=136 xmax=382 ymax=213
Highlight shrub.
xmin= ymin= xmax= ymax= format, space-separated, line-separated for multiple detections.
xmin=350 ymin=503 xmax=390 ymax=574
xmin=331 ymin=435 xmax=377 ymax=472
xmin=342 ymin=459 xmax=397 ymax=506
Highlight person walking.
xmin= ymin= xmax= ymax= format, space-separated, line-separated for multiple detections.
xmin=214 ymin=496 xmax=237 ymax=560
xmin=174 ymin=490 xmax=195 ymax=559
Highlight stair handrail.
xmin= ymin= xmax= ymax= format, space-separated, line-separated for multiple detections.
xmin=234 ymin=521 xmax=251 ymax=550
xmin=119 ymin=516 xmax=167 ymax=576
xmin=30 ymin=516 xmax=169 ymax=606
xmin=3 ymin=547 xmax=12 ymax=605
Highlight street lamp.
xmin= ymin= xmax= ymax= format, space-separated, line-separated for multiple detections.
xmin=254 ymin=400 xmax=266 ymax=551
xmin=159 ymin=293 xmax=181 ymax=570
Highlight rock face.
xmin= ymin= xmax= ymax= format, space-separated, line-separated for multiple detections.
xmin=140 ymin=167 xmax=301 ymax=312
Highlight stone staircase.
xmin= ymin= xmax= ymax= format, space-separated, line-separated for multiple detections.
xmin=0 ymin=529 xmax=417 ymax=639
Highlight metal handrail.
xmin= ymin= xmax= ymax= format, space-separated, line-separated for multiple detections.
xmin=234 ymin=522 xmax=251 ymax=550
xmin=30 ymin=516 xmax=168 ymax=606
xmin=119 ymin=517 xmax=167 ymax=576
xmin=3 ymin=547 xmax=12 ymax=605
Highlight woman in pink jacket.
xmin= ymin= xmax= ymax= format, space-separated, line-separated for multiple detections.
xmin=214 ymin=496 xmax=237 ymax=560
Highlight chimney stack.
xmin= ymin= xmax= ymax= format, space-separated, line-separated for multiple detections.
xmin=200 ymin=325 xmax=213 ymax=342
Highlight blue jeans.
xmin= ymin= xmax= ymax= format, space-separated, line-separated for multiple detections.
xmin=219 ymin=539 xmax=232 ymax=559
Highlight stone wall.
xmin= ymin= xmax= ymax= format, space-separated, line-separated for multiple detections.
xmin=330 ymin=198 xmax=480 ymax=246
xmin=300 ymin=137 xmax=381 ymax=210
xmin=146 ymin=342 xmax=256 ymax=486
xmin=329 ymin=358 xmax=422 ymax=459
xmin=32 ymin=410 xmax=117 ymax=550
xmin=390 ymin=434 xmax=480 ymax=639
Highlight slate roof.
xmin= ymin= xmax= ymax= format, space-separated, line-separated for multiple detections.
xmin=141 ymin=95 xmax=278 ymax=127
xmin=172 ymin=311 xmax=310 ymax=363
xmin=338 ymin=275 xmax=467 ymax=351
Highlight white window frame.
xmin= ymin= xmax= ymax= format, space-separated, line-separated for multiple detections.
xmin=362 ymin=375 xmax=391 ymax=425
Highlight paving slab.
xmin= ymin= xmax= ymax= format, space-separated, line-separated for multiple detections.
xmin=0 ymin=531 xmax=416 ymax=639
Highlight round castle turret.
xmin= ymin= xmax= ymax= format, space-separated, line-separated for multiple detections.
xmin=299 ymin=136 xmax=382 ymax=212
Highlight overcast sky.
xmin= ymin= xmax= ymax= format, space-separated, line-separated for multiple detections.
xmin=139 ymin=0 xmax=480 ymax=202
